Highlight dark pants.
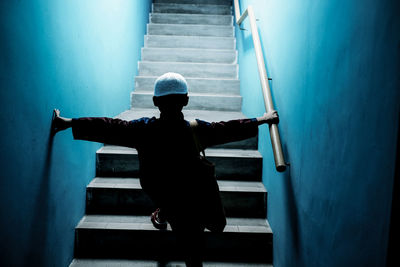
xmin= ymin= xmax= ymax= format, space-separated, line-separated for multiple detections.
xmin=170 ymin=219 xmax=205 ymax=267
xmin=142 ymin=182 xmax=206 ymax=266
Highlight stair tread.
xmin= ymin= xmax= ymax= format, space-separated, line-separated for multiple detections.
xmin=153 ymin=2 xmax=233 ymax=8
xmin=88 ymin=177 xmax=266 ymax=193
xmin=133 ymin=91 xmax=240 ymax=97
xmin=154 ymin=0 xmax=232 ymax=6
xmin=146 ymin=34 xmax=235 ymax=41
xmin=77 ymin=214 xmax=272 ymax=233
xmin=136 ymin=75 xmax=238 ymax=80
xmin=135 ymin=76 xmax=240 ymax=87
xmin=138 ymin=61 xmax=237 ymax=79
xmin=140 ymin=60 xmax=236 ymax=66
xmin=147 ymin=23 xmax=234 ymax=37
xmin=151 ymin=11 xmax=232 ymax=15
xmin=151 ymin=12 xmax=233 ymax=19
xmin=135 ymin=76 xmax=239 ymax=84
xmin=145 ymin=35 xmax=235 ymax=49
xmin=142 ymin=47 xmax=236 ymax=53
xmin=70 ymin=259 xmax=272 ymax=267
xmin=149 ymin=22 xmax=234 ymax=28
xmin=97 ymin=146 xmax=262 ymax=159
xmin=135 ymin=76 xmax=240 ymax=95
xmin=152 ymin=4 xmax=232 ymax=16
xmin=141 ymin=47 xmax=237 ymax=64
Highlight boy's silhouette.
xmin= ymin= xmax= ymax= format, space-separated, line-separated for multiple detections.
xmin=52 ymin=72 xmax=278 ymax=266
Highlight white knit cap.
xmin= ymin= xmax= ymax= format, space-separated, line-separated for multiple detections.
xmin=154 ymin=72 xmax=188 ymax=97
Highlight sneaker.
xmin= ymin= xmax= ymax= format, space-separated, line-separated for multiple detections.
xmin=151 ymin=208 xmax=168 ymax=230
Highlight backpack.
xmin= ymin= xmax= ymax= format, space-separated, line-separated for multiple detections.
xmin=190 ymin=120 xmax=226 ymax=232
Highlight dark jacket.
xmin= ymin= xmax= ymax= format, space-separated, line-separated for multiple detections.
xmin=72 ymin=114 xmax=259 ymax=228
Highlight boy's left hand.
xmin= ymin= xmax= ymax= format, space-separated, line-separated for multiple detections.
xmin=52 ymin=109 xmax=72 ymax=134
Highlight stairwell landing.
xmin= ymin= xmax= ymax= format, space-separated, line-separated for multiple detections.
xmin=70 ymin=0 xmax=273 ymax=266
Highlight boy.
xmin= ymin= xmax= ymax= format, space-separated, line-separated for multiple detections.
xmin=53 ymin=72 xmax=278 ymax=266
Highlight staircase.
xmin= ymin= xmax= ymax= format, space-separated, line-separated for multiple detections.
xmin=70 ymin=0 xmax=273 ymax=266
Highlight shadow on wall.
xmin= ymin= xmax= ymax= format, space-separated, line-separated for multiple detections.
xmin=387 ymin=110 xmax=400 ymax=267
xmin=280 ymin=144 xmax=301 ymax=262
xmin=236 ymin=25 xmax=255 ymax=53
xmin=24 ymin=118 xmax=54 ymax=266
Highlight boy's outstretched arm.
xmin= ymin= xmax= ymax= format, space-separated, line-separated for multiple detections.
xmin=51 ymin=109 xmax=142 ymax=148
xmin=194 ymin=110 xmax=279 ymax=149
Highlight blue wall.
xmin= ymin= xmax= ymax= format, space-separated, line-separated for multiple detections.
xmin=0 ymin=0 xmax=151 ymax=266
xmin=235 ymin=0 xmax=400 ymax=266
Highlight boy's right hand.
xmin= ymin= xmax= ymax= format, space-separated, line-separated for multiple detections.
xmin=257 ymin=110 xmax=279 ymax=125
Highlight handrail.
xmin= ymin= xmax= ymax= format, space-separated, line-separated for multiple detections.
xmin=234 ymin=0 xmax=286 ymax=172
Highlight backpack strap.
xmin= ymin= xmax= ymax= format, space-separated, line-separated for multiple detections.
xmin=190 ymin=120 xmax=206 ymax=157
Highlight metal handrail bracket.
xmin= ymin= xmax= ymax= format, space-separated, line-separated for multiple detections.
xmin=234 ymin=0 xmax=286 ymax=172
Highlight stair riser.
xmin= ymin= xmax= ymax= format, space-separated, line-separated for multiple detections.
xmin=153 ymin=3 xmax=232 ymax=15
xmin=135 ymin=76 xmax=239 ymax=94
xmin=150 ymin=13 xmax=233 ymax=26
xmin=212 ymin=156 xmax=262 ymax=180
xmin=141 ymin=48 xmax=237 ymax=64
xmin=138 ymin=62 xmax=238 ymax=79
xmin=75 ymin=229 xmax=272 ymax=262
xmin=96 ymin=154 xmax=262 ymax=181
xmin=145 ymin=35 xmax=235 ymax=50
xmin=86 ymin=188 xmax=266 ymax=218
xmin=154 ymin=0 xmax=232 ymax=6
xmin=212 ymin=137 xmax=258 ymax=149
xmin=131 ymin=92 xmax=241 ymax=111
xmin=71 ymin=259 xmax=273 ymax=266
xmin=148 ymin=24 xmax=234 ymax=37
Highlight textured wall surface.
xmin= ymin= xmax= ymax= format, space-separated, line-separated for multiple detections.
xmin=0 ymin=1 xmax=151 ymax=266
xmin=235 ymin=0 xmax=400 ymax=266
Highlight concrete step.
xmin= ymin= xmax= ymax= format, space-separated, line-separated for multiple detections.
xmin=70 ymin=259 xmax=273 ymax=267
xmin=96 ymin=146 xmax=262 ymax=181
xmin=75 ymin=215 xmax=272 ymax=262
xmin=147 ymin=23 xmax=234 ymax=37
xmin=135 ymin=76 xmax=239 ymax=95
xmin=86 ymin=178 xmax=266 ymax=218
xmin=145 ymin=35 xmax=235 ymax=49
xmin=138 ymin=61 xmax=237 ymax=79
xmin=141 ymin=48 xmax=237 ymax=64
xmin=154 ymin=0 xmax=232 ymax=6
xmin=131 ymin=91 xmax=241 ymax=111
xmin=150 ymin=13 xmax=233 ymax=26
xmin=153 ymin=3 xmax=232 ymax=15
xmin=116 ymin=108 xmax=258 ymax=150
